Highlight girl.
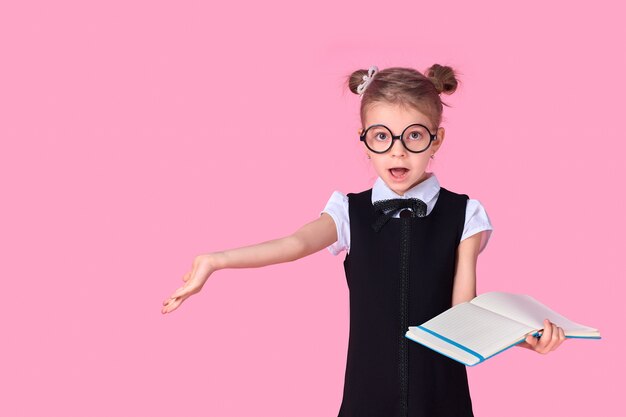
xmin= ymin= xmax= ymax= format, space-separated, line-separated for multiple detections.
xmin=162 ymin=64 xmax=566 ymax=417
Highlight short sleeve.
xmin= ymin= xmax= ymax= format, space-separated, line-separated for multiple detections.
xmin=320 ymin=191 xmax=350 ymax=255
xmin=461 ymin=199 xmax=493 ymax=254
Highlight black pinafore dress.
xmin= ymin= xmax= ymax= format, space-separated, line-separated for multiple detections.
xmin=337 ymin=187 xmax=474 ymax=417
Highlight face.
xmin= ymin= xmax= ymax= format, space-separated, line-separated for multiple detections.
xmin=359 ymin=102 xmax=445 ymax=196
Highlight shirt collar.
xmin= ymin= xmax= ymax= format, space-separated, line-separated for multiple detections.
xmin=371 ymin=172 xmax=440 ymax=209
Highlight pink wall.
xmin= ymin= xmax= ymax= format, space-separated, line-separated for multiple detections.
xmin=1 ymin=1 xmax=623 ymax=416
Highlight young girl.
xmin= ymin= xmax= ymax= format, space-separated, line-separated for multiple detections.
xmin=162 ymin=64 xmax=566 ymax=417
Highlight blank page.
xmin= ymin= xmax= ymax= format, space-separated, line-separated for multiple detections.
xmin=418 ymin=302 xmax=535 ymax=358
xmin=471 ymin=292 xmax=599 ymax=334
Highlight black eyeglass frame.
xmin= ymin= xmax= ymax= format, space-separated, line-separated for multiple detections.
xmin=359 ymin=123 xmax=438 ymax=154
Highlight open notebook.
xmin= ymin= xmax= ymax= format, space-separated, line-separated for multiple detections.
xmin=405 ymin=292 xmax=601 ymax=366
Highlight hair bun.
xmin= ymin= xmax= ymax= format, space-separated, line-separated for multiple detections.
xmin=348 ymin=69 xmax=371 ymax=95
xmin=425 ymin=64 xmax=459 ymax=95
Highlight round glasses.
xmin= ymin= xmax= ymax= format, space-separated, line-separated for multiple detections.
xmin=359 ymin=123 xmax=437 ymax=154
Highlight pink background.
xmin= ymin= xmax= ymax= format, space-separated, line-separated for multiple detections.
xmin=1 ymin=1 xmax=623 ymax=416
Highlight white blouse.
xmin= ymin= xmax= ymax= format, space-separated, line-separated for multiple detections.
xmin=320 ymin=173 xmax=493 ymax=256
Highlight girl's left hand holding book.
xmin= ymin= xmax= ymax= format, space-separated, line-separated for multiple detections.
xmin=517 ymin=319 xmax=566 ymax=354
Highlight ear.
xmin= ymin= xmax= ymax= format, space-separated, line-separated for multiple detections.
xmin=431 ymin=126 xmax=445 ymax=153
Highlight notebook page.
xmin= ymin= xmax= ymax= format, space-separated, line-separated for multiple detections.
xmin=419 ymin=302 xmax=535 ymax=358
xmin=471 ymin=292 xmax=599 ymax=334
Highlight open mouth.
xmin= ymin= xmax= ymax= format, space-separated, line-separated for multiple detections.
xmin=389 ymin=168 xmax=409 ymax=179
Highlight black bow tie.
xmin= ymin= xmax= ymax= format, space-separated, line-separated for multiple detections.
xmin=372 ymin=198 xmax=427 ymax=232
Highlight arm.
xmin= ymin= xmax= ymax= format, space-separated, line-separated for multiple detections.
xmin=161 ymin=213 xmax=338 ymax=314
xmin=451 ymin=231 xmax=482 ymax=306
xmin=211 ymin=212 xmax=337 ymax=269
xmin=453 ymin=232 xmax=567 ymax=354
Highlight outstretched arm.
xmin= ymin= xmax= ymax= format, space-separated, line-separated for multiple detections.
xmin=210 ymin=212 xmax=337 ymax=269
xmin=161 ymin=213 xmax=338 ymax=314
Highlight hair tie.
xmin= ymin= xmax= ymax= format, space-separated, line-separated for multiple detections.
xmin=357 ymin=65 xmax=379 ymax=97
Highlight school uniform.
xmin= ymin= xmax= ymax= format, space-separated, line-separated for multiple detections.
xmin=321 ymin=173 xmax=493 ymax=417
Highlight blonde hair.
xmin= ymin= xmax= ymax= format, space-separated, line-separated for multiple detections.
xmin=346 ymin=64 xmax=460 ymax=129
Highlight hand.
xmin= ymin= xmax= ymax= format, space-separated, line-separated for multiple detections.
xmin=161 ymin=254 xmax=216 ymax=314
xmin=518 ymin=319 xmax=566 ymax=354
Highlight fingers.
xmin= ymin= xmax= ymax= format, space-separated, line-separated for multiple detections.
xmin=162 ymin=283 xmax=194 ymax=313
xmin=557 ymin=326 xmax=566 ymax=348
xmin=161 ymin=296 xmax=185 ymax=314
xmin=162 ymin=255 xmax=214 ymax=314
xmin=533 ymin=319 xmax=552 ymax=354
xmin=545 ymin=320 xmax=565 ymax=352
xmin=166 ymin=283 xmax=192 ymax=305
xmin=162 ymin=266 xmax=201 ymax=314
xmin=524 ymin=334 xmax=538 ymax=349
xmin=532 ymin=319 xmax=566 ymax=354
xmin=171 ymin=284 xmax=188 ymax=299
xmin=172 ymin=271 xmax=200 ymax=299
xmin=161 ymin=272 xmax=192 ymax=314
xmin=162 ymin=269 xmax=192 ymax=307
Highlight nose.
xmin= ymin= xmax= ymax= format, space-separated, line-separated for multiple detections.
xmin=390 ymin=138 xmax=406 ymax=157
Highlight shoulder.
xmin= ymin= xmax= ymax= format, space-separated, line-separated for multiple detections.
xmin=439 ymin=187 xmax=470 ymax=213
xmin=464 ymin=198 xmax=491 ymax=230
xmin=461 ymin=197 xmax=493 ymax=253
xmin=440 ymin=186 xmax=469 ymax=201
xmin=322 ymin=191 xmax=348 ymax=216
xmin=327 ymin=190 xmax=349 ymax=203
xmin=466 ymin=198 xmax=488 ymax=213
xmin=320 ymin=190 xmax=352 ymax=256
xmin=346 ymin=188 xmax=372 ymax=200
xmin=439 ymin=187 xmax=490 ymax=214
xmin=322 ymin=187 xmax=373 ymax=211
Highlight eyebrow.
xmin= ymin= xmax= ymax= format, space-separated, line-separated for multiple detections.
xmin=365 ymin=123 xmax=434 ymax=132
